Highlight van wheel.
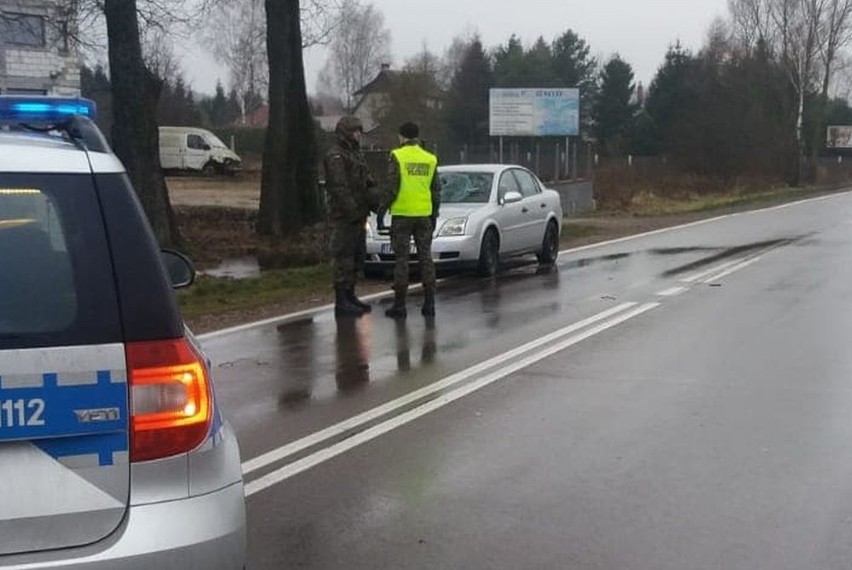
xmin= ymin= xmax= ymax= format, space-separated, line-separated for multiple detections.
xmin=201 ymin=161 xmax=218 ymax=177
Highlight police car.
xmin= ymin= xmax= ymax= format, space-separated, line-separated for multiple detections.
xmin=0 ymin=97 xmax=246 ymax=569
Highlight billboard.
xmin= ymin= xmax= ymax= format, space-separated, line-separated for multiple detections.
xmin=489 ymin=88 xmax=579 ymax=137
xmin=827 ymin=125 xmax=852 ymax=149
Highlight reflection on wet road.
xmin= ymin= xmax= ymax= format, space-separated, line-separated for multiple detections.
xmin=208 ymin=228 xmax=820 ymax=464
xmin=200 ymin=191 xmax=852 ymax=568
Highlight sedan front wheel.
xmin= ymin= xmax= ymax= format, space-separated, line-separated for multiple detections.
xmin=477 ymin=229 xmax=500 ymax=277
xmin=537 ymin=220 xmax=559 ymax=265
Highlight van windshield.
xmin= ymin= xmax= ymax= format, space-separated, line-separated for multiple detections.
xmin=204 ymin=133 xmax=229 ymax=149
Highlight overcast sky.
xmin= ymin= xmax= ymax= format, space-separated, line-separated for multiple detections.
xmin=181 ymin=0 xmax=730 ymax=97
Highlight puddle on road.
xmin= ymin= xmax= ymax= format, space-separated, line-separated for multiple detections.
xmin=201 ymin=252 xmax=325 ymax=280
xmin=201 ymin=256 xmax=261 ymax=279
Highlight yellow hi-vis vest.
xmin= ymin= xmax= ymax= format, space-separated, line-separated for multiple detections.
xmin=390 ymin=144 xmax=438 ymax=217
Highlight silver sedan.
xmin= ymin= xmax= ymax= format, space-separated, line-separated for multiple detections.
xmin=365 ymin=164 xmax=563 ymax=277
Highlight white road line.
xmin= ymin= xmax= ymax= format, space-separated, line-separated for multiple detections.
xmin=657 ymin=286 xmax=688 ymax=297
xmin=199 ymin=190 xmax=852 ymax=341
xmin=763 ymin=193 xmax=841 ymax=211
xmin=244 ymin=302 xmax=660 ymax=497
xmin=681 ymin=258 xmax=746 ymax=284
xmin=561 ymin=216 xmax=739 ymax=255
xmin=702 ymin=256 xmax=764 ymax=283
xmin=240 ymin=302 xmax=637 ymax=476
xmin=200 ymin=289 xmax=402 ymax=341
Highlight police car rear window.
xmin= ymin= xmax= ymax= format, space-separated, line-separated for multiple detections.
xmin=0 ymin=174 xmax=121 ymax=350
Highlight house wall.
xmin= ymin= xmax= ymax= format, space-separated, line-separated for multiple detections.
xmin=0 ymin=1 xmax=80 ymax=96
xmin=353 ymin=92 xmax=387 ymax=134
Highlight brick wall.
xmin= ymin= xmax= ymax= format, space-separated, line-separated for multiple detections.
xmin=0 ymin=1 xmax=80 ymax=95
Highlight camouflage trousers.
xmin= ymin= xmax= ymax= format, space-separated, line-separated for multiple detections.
xmin=330 ymin=219 xmax=366 ymax=289
xmin=391 ymin=216 xmax=435 ymax=293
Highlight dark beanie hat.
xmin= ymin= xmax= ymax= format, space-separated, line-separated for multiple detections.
xmin=399 ymin=122 xmax=419 ymax=139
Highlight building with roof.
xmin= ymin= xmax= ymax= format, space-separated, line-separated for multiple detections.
xmin=352 ymin=64 xmax=445 ymax=148
xmin=0 ymin=1 xmax=80 ymax=96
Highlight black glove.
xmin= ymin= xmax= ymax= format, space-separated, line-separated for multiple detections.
xmin=430 ymin=213 xmax=438 ymax=231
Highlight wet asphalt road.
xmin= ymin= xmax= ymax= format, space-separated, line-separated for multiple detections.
xmin=202 ymin=190 xmax=852 ymax=569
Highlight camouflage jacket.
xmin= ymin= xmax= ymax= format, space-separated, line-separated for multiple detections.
xmin=323 ymin=137 xmax=376 ymax=222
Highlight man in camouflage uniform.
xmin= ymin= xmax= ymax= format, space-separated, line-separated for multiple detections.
xmin=324 ymin=116 xmax=376 ymax=317
xmin=384 ymin=122 xmax=441 ymax=319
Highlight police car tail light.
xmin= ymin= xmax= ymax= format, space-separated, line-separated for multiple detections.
xmin=126 ymin=338 xmax=212 ymax=462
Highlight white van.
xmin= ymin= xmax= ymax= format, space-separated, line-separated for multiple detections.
xmin=158 ymin=126 xmax=242 ymax=176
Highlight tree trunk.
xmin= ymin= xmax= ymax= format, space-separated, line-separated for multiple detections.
xmin=104 ymin=0 xmax=180 ymax=247
xmin=810 ymin=58 xmax=832 ymax=164
xmin=258 ymin=0 xmax=322 ymax=238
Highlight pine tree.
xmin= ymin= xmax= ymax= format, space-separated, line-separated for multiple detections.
xmin=593 ymin=55 xmax=638 ymax=157
xmin=445 ymin=37 xmax=492 ymax=146
xmin=208 ymin=81 xmax=230 ymax=127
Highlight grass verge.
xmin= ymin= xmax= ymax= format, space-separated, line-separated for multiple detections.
xmin=624 ymin=186 xmax=822 ymax=216
xmin=177 ymin=184 xmax=850 ymax=328
xmin=177 ymin=263 xmax=332 ymax=321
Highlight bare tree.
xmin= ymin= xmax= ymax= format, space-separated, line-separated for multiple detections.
xmin=258 ymin=0 xmax=322 ymax=237
xmin=104 ymin=0 xmax=180 ymax=246
xmin=728 ymin=0 xmax=852 ymax=177
xmin=729 ymin=0 xmax=777 ymax=50
xmin=811 ymin=0 xmax=852 ymax=157
xmin=300 ymin=0 xmax=346 ymax=47
xmin=203 ymin=0 xmax=267 ymax=122
xmin=733 ymin=0 xmax=831 ymax=178
xmin=69 ymin=0 xmax=213 ymax=245
xmin=33 ymin=0 xmax=228 ymax=246
xmin=775 ymin=0 xmax=827 ymax=173
xmin=404 ymin=43 xmax=443 ymax=81
xmin=203 ymin=0 xmax=345 ymax=120
xmin=141 ymin=27 xmax=180 ymax=85
xmin=441 ymin=33 xmax=476 ymax=89
xmin=320 ymin=0 xmax=391 ymax=111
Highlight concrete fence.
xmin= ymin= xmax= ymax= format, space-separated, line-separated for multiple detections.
xmin=550 ymin=180 xmax=595 ymax=216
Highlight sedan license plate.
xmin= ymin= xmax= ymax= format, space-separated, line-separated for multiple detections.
xmin=381 ymin=243 xmax=416 ymax=255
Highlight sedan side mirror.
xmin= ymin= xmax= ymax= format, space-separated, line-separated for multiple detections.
xmin=161 ymin=249 xmax=196 ymax=289
xmin=502 ymin=190 xmax=523 ymax=205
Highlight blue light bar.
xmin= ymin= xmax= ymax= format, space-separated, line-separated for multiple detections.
xmin=0 ymin=96 xmax=97 ymax=122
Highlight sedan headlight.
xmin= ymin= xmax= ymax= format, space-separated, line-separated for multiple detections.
xmin=365 ymin=220 xmax=373 ymax=238
xmin=438 ymin=217 xmax=468 ymax=237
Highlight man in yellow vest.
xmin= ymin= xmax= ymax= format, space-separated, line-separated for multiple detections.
xmin=384 ymin=122 xmax=441 ymax=319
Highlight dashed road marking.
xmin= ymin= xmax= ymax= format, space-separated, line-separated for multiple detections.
xmin=657 ymin=286 xmax=688 ymax=297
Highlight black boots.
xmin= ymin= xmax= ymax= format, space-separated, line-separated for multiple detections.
xmin=385 ymin=290 xmax=408 ymax=319
xmin=342 ymin=286 xmax=432 ymax=319
xmin=347 ymin=287 xmax=372 ymax=313
xmin=385 ymin=288 xmax=435 ymax=319
xmin=335 ymin=287 xmax=364 ymax=317
xmin=421 ymin=287 xmax=435 ymax=317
